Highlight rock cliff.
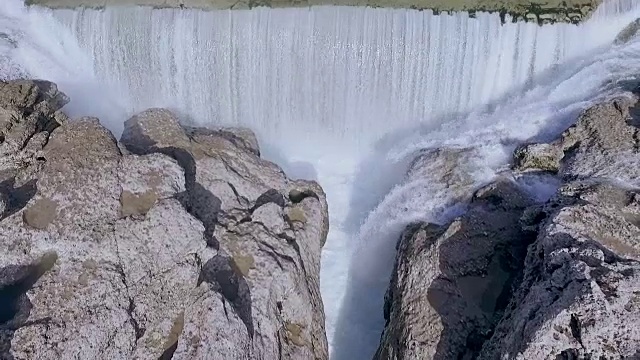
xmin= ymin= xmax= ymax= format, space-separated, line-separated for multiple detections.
xmin=0 ymin=80 xmax=329 ymax=360
xmin=375 ymin=92 xmax=640 ymax=359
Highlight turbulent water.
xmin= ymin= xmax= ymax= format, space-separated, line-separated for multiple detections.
xmin=2 ymin=0 xmax=640 ymax=358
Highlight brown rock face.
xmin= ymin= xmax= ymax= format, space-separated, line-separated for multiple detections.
xmin=0 ymin=82 xmax=329 ymax=360
xmin=119 ymin=190 xmax=158 ymax=217
xmin=22 ymin=197 xmax=57 ymax=229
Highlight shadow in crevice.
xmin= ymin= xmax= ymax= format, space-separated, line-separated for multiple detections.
xmin=0 ymin=252 xmax=57 ymax=359
xmin=475 ymin=184 xmax=640 ymax=359
xmin=427 ymin=225 xmax=536 ymax=359
xmin=477 ymin=232 xmax=594 ymax=357
xmin=250 ymin=188 xmax=285 ymax=213
xmin=0 ymin=178 xmax=37 ymax=221
xmin=171 ymin=151 xmax=222 ymax=250
xmin=123 ymin=136 xmax=222 ymax=249
xmin=120 ymin=129 xmax=254 ymax=337
xmin=158 ymin=341 xmax=179 ymax=360
xmin=197 ymin=255 xmax=253 ymax=337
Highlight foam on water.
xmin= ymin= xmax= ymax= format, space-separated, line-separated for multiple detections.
xmin=2 ymin=0 xmax=640 ymax=358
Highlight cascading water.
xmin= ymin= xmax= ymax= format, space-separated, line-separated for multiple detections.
xmin=2 ymin=0 xmax=640 ymax=358
xmin=25 ymin=2 xmax=640 ymax=146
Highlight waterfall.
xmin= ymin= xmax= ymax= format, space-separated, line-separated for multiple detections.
xmin=24 ymin=3 xmax=640 ymax=148
xmin=2 ymin=0 xmax=640 ymax=357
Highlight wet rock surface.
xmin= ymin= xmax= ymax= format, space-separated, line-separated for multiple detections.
xmin=0 ymin=81 xmax=329 ymax=360
xmin=374 ymin=179 xmax=537 ymax=360
xmin=513 ymin=94 xmax=640 ymax=182
xmin=376 ymin=93 xmax=640 ymax=359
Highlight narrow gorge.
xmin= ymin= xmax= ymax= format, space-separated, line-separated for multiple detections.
xmin=2 ymin=0 xmax=640 ymax=358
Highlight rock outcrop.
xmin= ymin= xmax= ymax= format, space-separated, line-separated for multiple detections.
xmin=374 ymin=179 xmax=536 ymax=360
xmin=0 ymin=80 xmax=328 ymax=360
xmin=480 ymin=181 xmax=640 ymax=359
xmin=514 ymin=94 xmax=640 ymax=182
xmin=376 ymin=93 xmax=640 ymax=359
xmin=615 ymin=18 xmax=640 ymax=45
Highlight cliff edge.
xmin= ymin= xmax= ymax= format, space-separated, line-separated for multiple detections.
xmin=0 ymin=80 xmax=329 ymax=360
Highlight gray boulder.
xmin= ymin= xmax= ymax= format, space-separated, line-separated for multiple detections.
xmin=0 ymin=82 xmax=328 ymax=360
xmin=407 ymin=148 xmax=474 ymax=192
xmin=513 ymin=94 xmax=640 ymax=182
xmin=374 ymin=179 xmax=536 ymax=360
xmin=513 ymin=142 xmax=563 ymax=173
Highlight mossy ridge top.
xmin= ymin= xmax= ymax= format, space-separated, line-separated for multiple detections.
xmin=26 ymin=0 xmax=600 ymax=24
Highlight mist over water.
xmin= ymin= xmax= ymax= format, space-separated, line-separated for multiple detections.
xmin=2 ymin=0 xmax=640 ymax=357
